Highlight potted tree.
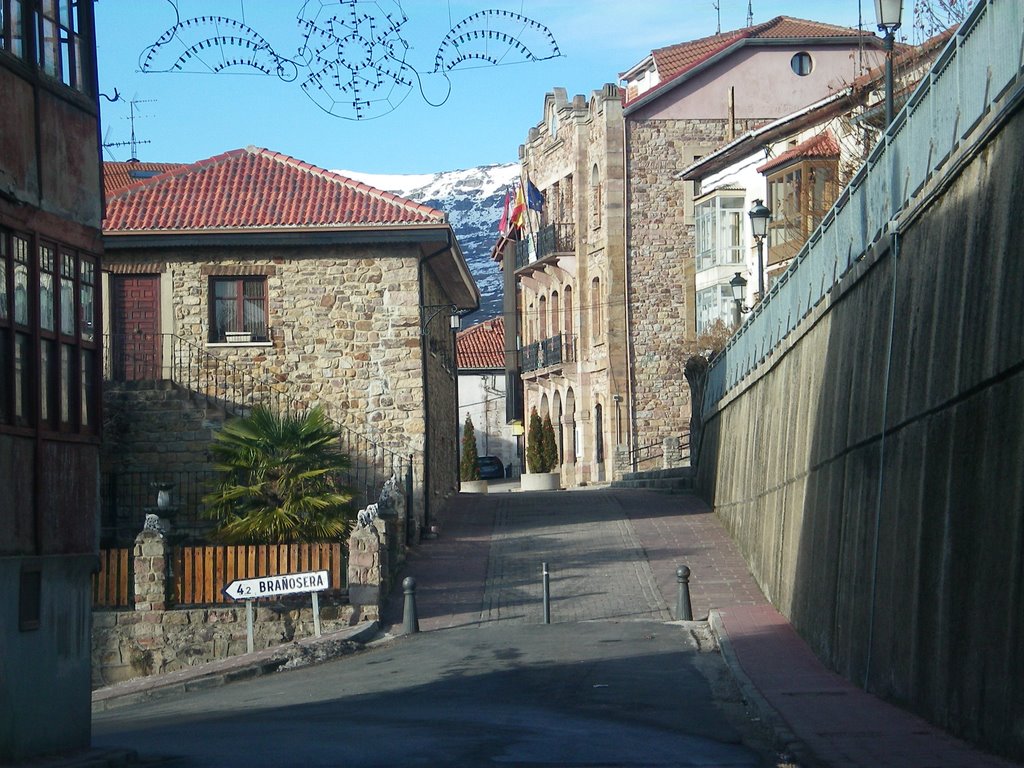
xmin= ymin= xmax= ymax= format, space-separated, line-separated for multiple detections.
xmin=459 ymin=415 xmax=488 ymax=494
xmin=522 ymin=407 xmax=561 ymax=491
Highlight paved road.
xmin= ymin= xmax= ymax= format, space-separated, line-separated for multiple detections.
xmin=90 ymin=486 xmax=1016 ymax=768
xmin=93 ymin=622 xmax=769 ymax=767
xmin=92 ymin=488 xmax=783 ymax=767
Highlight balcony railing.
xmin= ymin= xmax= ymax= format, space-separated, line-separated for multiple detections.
xmin=515 ymin=223 xmax=576 ymax=270
xmin=521 ymin=333 xmax=577 ymax=373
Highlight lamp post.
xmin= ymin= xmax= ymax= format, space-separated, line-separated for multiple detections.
xmin=730 ymin=271 xmax=748 ymax=327
xmin=875 ymin=0 xmax=903 ymax=128
xmin=748 ymin=199 xmax=771 ymax=303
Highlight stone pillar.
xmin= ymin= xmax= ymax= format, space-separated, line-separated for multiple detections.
xmin=133 ymin=519 xmax=169 ymax=611
xmin=614 ymin=446 xmax=631 ymax=479
xmin=662 ymin=436 xmax=681 ymax=469
xmin=347 ymin=519 xmax=386 ymax=622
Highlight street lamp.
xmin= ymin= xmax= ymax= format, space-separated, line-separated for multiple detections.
xmin=729 ymin=271 xmax=750 ymax=327
xmin=875 ymin=0 xmax=903 ymax=128
xmin=748 ymin=199 xmax=771 ymax=303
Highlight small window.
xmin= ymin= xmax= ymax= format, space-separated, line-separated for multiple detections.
xmin=791 ymin=52 xmax=813 ymax=76
xmin=19 ymin=566 xmax=41 ymax=631
xmin=209 ymin=276 xmax=268 ymax=343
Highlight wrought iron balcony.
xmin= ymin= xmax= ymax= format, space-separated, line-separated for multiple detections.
xmin=515 ymin=223 xmax=576 ymax=270
xmin=521 ymin=333 xmax=577 ymax=373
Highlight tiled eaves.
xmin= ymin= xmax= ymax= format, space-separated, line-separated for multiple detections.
xmin=103 ymin=147 xmax=447 ymax=232
xmin=626 ymin=16 xmax=882 ymax=113
xmin=457 ymin=316 xmax=505 ymax=370
xmin=757 ymin=130 xmax=840 ymax=174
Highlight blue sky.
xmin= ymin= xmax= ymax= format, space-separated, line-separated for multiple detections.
xmin=95 ymin=1 xmax=888 ymax=175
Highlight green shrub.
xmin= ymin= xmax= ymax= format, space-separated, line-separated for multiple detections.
xmin=460 ymin=414 xmax=481 ymax=481
xmin=527 ymin=407 xmax=558 ymax=473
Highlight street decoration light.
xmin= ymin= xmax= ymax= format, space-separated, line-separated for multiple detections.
xmin=874 ymin=0 xmax=903 ymax=128
xmin=748 ymin=199 xmax=771 ymax=303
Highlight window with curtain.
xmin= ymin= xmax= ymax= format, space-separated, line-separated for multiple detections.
xmin=209 ymin=276 xmax=268 ymax=343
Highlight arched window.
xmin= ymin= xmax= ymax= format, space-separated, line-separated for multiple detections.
xmin=590 ymin=277 xmax=602 ymax=342
xmin=538 ymin=295 xmax=547 ymax=339
xmin=565 ymin=387 xmax=577 ymax=464
xmin=552 ymin=390 xmax=563 ymax=465
xmin=591 ymin=163 xmax=602 ymax=229
xmin=550 ymin=290 xmax=560 ymax=337
xmin=564 ymin=285 xmax=573 ymax=336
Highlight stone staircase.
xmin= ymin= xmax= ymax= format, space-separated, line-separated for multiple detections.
xmin=103 ymin=379 xmax=228 ymax=474
xmin=611 ymin=466 xmax=695 ymax=494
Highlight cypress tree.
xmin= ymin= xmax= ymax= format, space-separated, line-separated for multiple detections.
xmin=460 ymin=414 xmax=481 ymax=481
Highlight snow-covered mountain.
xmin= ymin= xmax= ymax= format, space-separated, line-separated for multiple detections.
xmin=338 ymin=163 xmax=519 ymax=320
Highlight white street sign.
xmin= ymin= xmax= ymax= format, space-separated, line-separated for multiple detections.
xmin=223 ymin=570 xmax=330 ymax=601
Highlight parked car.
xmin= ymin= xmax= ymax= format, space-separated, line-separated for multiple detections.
xmin=476 ymin=455 xmax=506 ymax=480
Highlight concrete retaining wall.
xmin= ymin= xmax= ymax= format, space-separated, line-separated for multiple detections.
xmin=696 ymin=96 xmax=1024 ymax=759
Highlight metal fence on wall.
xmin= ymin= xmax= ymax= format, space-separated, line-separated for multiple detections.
xmin=703 ymin=0 xmax=1024 ymax=418
xmin=103 ymin=332 xmax=415 ymax=543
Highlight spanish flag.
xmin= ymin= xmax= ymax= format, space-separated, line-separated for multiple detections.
xmin=509 ymin=184 xmax=526 ymax=231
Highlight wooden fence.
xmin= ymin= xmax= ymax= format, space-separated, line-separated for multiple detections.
xmin=91 ymin=542 xmax=347 ymax=608
xmin=94 ymin=548 xmax=132 ymax=607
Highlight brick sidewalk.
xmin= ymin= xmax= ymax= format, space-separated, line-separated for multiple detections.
xmin=384 ymin=486 xmax=1021 ymax=768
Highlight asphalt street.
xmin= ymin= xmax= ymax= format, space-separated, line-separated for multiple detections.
xmin=92 ymin=621 xmax=770 ymax=767
xmin=91 ymin=487 xmax=784 ymax=767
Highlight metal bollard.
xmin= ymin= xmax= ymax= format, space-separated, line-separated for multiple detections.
xmin=676 ymin=565 xmax=693 ymax=621
xmin=542 ymin=562 xmax=551 ymax=625
xmin=402 ymin=576 xmax=420 ymax=634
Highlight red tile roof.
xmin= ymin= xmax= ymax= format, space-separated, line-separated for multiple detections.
xmin=757 ymin=130 xmax=840 ymax=173
xmin=103 ymin=147 xmax=446 ymax=232
xmin=457 ymin=316 xmax=505 ymax=370
xmin=104 ymin=161 xmax=185 ymax=198
xmin=628 ymin=17 xmax=876 ymax=109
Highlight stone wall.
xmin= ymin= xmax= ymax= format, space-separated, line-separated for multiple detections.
xmin=625 ymin=117 xmax=761 ymax=453
xmin=92 ymin=511 xmax=396 ymax=688
xmin=695 ymin=103 xmax=1024 ymax=760
xmin=103 ymin=241 xmax=464 ymax=538
xmin=419 ymin=263 xmax=459 ymax=527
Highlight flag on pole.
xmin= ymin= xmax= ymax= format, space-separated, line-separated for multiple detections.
xmin=526 ymin=178 xmax=544 ymax=212
xmin=509 ymin=184 xmax=526 ymax=231
xmin=498 ymin=189 xmax=511 ymax=234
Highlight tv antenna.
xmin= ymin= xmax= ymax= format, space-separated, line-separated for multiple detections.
xmin=713 ymin=2 xmax=721 ymax=34
xmin=102 ymin=96 xmax=156 ymax=161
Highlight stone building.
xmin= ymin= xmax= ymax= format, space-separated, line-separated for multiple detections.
xmin=0 ymin=1 xmax=104 ymax=761
xmin=511 ymin=84 xmax=627 ymax=487
xmin=101 ymin=147 xmax=478 ymax=540
xmin=508 ymin=18 xmax=887 ymax=485
xmin=620 ymin=16 xmax=887 ymax=466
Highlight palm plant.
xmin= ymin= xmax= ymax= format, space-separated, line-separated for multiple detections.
xmin=203 ymin=406 xmax=354 ymax=543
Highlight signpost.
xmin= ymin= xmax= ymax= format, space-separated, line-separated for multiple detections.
xmin=223 ymin=570 xmax=330 ymax=653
